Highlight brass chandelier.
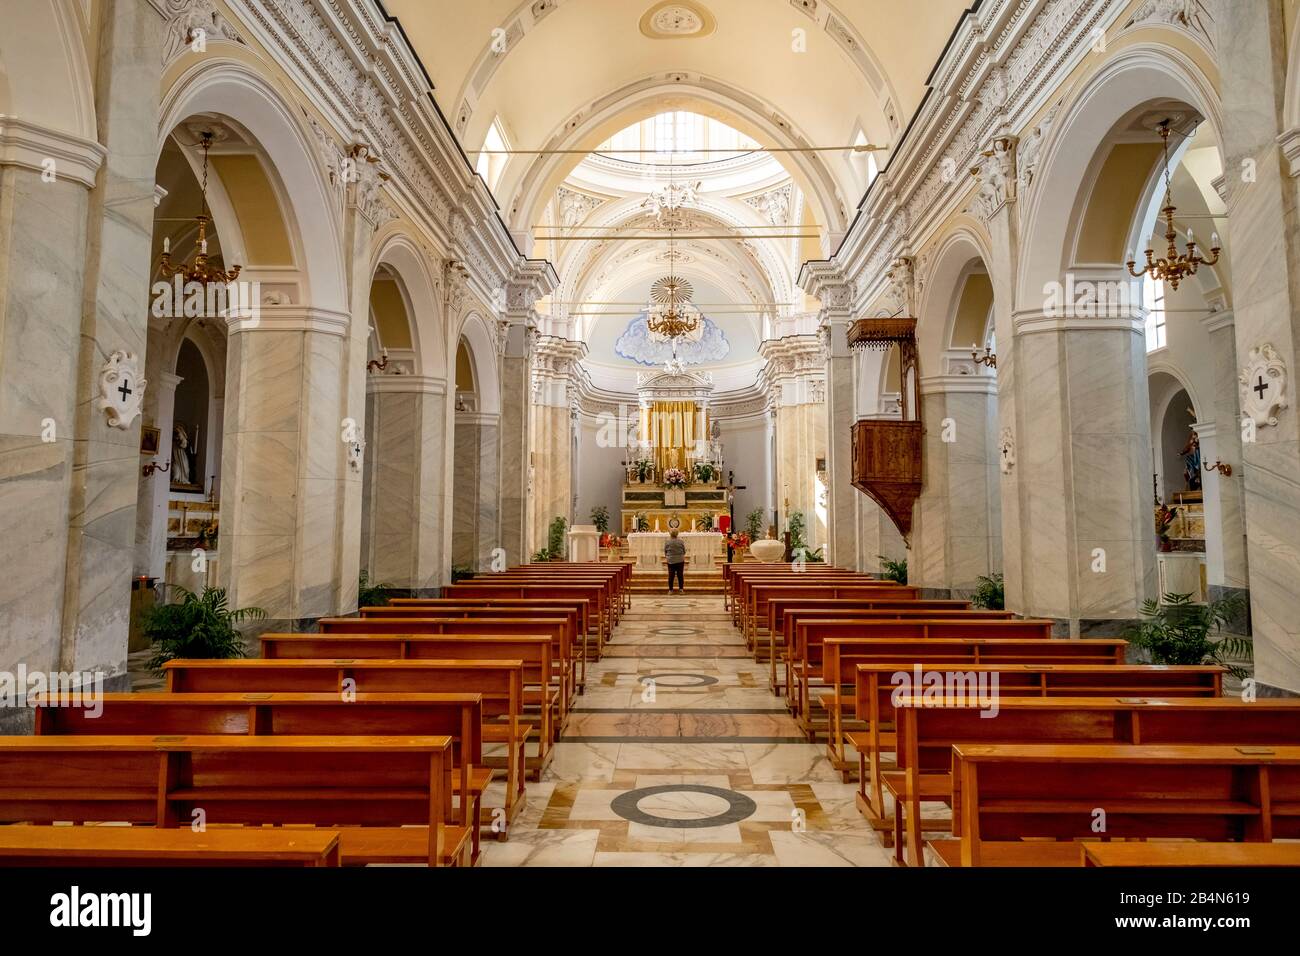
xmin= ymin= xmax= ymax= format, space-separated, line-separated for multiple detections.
xmin=645 ymin=225 xmax=701 ymax=342
xmin=158 ymin=131 xmax=242 ymax=287
xmin=1127 ymin=121 xmax=1219 ymax=292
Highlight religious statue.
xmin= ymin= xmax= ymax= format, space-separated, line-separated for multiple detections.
xmin=1180 ymin=428 xmax=1202 ymax=492
xmin=171 ymin=424 xmax=193 ymax=487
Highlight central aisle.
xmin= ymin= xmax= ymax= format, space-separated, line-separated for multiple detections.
xmin=481 ymin=593 xmax=892 ymax=866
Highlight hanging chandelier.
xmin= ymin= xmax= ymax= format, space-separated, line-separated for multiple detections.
xmin=158 ymin=131 xmax=242 ymax=287
xmin=646 ymin=274 xmax=702 ymax=341
xmin=644 ymin=202 xmax=701 ymax=342
xmin=1126 ymin=121 xmax=1219 ymax=292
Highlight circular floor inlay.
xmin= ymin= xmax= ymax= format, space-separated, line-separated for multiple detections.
xmin=639 ymin=672 xmax=718 ymax=687
xmin=610 ymin=784 xmax=757 ymax=829
xmin=650 ymin=625 xmax=702 ymax=638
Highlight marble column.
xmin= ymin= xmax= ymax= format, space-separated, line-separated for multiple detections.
xmin=1215 ymin=0 xmax=1300 ymax=692
xmin=362 ymin=376 xmax=449 ymax=593
xmin=134 ymin=370 xmax=182 ymax=579
xmin=57 ymin=0 xmax=162 ymax=696
xmin=1201 ymin=311 xmax=1249 ymax=611
xmin=823 ymin=320 xmax=857 ymax=567
xmin=1008 ymin=289 xmax=1156 ymax=636
xmin=911 ymin=375 xmax=1002 ymax=598
xmin=529 ymin=335 xmax=584 ymax=555
xmin=220 ymin=313 xmax=353 ymax=626
xmin=499 ymin=323 xmax=531 ymax=566
xmin=980 ymin=138 xmax=1154 ymax=633
xmin=761 ymin=335 xmax=827 ymax=551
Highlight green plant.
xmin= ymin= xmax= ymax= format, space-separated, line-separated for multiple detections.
xmin=692 ymin=461 xmax=717 ymax=484
xmin=746 ymin=507 xmax=765 ymax=539
xmin=787 ymin=510 xmax=809 ymax=552
xmin=144 ymin=586 xmax=265 ymax=674
xmin=634 ymin=459 xmax=653 ymax=482
xmin=358 ymin=569 xmax=391 ymax=608
xmin=878 ymin=555 xmax=908 ymax=584
xmin=1125 ymin=592 xmax=1251 ymax=678
xmin=972 ymin=572 xmax=1005 ymax=610
xmin=793 ymin=545 xmax=825 ymax=563
xmin=635 ymin=513 xmax=650 ymax=532
xmin=590 ymin=505 xmax=610 ymax=535
xmin=531 ymin=548 xmax=552 ymax=562
xmin=450 ymin=564 xmax=476 ymax=583
xmin=547 ymin=516 xmax=567 ymax=559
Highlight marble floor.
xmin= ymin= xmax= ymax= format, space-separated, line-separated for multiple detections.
xmin=480 ymin=593 xmax=895 ymax=867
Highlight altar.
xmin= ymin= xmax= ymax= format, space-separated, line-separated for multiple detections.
xmin=627 ymin=531 xmax=724 ymax=569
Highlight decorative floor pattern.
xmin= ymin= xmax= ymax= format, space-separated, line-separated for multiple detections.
xmin=481 ymin=593 xmax=894 ymax=867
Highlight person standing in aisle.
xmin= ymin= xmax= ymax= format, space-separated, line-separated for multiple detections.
xmin=664 ymin=529 xmax=686 ymax=593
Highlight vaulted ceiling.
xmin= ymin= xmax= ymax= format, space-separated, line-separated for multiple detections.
xmin=382 ymin=0 xmax=974 ymax=235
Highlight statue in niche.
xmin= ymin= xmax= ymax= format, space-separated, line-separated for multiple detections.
xmin=1180 ymin=428 xmax=1202 ymax=492
xmin=171 ymin=423 xmax=195 ymax=489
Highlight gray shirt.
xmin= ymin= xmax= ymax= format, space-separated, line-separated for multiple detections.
xmin=664 ymin=538 xmax=687 ymax=564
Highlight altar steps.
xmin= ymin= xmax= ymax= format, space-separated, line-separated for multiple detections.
xmin=628 ymin=570 xmax=726 ymax=595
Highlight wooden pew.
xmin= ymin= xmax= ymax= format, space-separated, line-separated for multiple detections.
xmin=258 ymin=633 xmax=561 ymax=746
xmin=934 ymin=743 xmax=1300 ymax=867
xmin=163 ymin=659 xmax=531 ymax=810
xmin=892 ymin=696 xmax=1300 ymax=867
xmin=0 ymin=827 xmax=343 ymax=867
xmin=791 ymin=618 xmax=1064 ymax=723
xmin=724 ymin=565 xmax=861 ymax=620
xmin=0 ymin=735 xmax=468 ymax=866
xmin=743 ymin=581 xmax=917 ymax=652
xmin=317 ymin=616 xmax=574 ymax=710
xmin=726 ymin=568 xmax=876 ymax=628
xmin=442 ymin=583 xmax=612 ymax=656
xmin=1083 ymin=843 xmax=1300 ymax=867
xmin=847 ymin=662 xmax=1226 ymax=830
xmin=466 ymin=567 xmax=627 ymax=624
xmin=34 ymin=691 xmax=492 ymax=862
xmin=385 ymin=599 xmax=591 ymax=689
xmin=768 ymin=605 xmax=1015 ymax=694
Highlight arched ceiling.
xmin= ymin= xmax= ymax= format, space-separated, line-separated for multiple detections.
xmin=382 ymin=0 xmax=973 ymax=227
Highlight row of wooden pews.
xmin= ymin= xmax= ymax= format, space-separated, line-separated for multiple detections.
xmin=724 ymin=559 xmax=1300 ymax=869
xmin=0 ymin=561 xmax=631 ymax=867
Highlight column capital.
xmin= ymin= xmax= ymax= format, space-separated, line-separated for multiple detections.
xmin=0 ymin=116 xmax=106 ymax=188
xmin=1202 ymin=308 xmax=1235 ymax=333
xmin=797 ymin=261 xmax=856 ymax=317
xmin=365 ymin=374 xmax=448 ymax=396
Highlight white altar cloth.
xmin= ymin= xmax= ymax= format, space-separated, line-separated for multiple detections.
xmin=627 ymin=531 xmax=723 ymax=569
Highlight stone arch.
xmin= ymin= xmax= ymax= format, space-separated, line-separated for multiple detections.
xmin=507 ymin=78 xmax=850 ymax=247
xmin=916 ymin=227 xmax=995 ymax=371
xmin=0 ymin=0 xmax=96 ymax=144
xmin=455 ymin=311 xmax=503 ymax=415
xmin=369 ymin=231 xmax=444 ymax=379
xmin=1017 ymin=45 xmax=1224 ymax=307
xmin=158 ymin=59 xmax=348 ymax=315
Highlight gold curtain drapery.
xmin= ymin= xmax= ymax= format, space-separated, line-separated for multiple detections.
xmin=640 ymin=401 xmax=707 ymax=475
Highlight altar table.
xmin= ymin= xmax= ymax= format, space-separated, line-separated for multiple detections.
xmin=627 ymin=531 xmax=724 ymax=569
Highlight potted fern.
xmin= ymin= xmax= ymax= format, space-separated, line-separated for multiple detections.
xmin=1125 ymin=592 xmax=1251 ymax=678
xmin=878 ymin=555 xmax=908 ymax=584
xmin=358 ymin=569 xmax=391 ymax=608
xmin=143 ymin=586 xmax=265 ymax=674
xmin=972 ymin=572 xmax=1005 ymax=610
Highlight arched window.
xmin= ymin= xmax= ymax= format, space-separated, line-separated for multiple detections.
xmin=476 ymin=118 xmax=509 ymax=191
xmin=1143 ymin=275 xmax=1167 ymax=352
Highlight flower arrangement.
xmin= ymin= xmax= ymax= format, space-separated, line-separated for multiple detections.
xmin=692 ymin=461 xmax=718 ymax=484
xmin=633 ymin=459 xmax=653 ymax=482
xmin=663 ymin=467 xmax=688 ymax=488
